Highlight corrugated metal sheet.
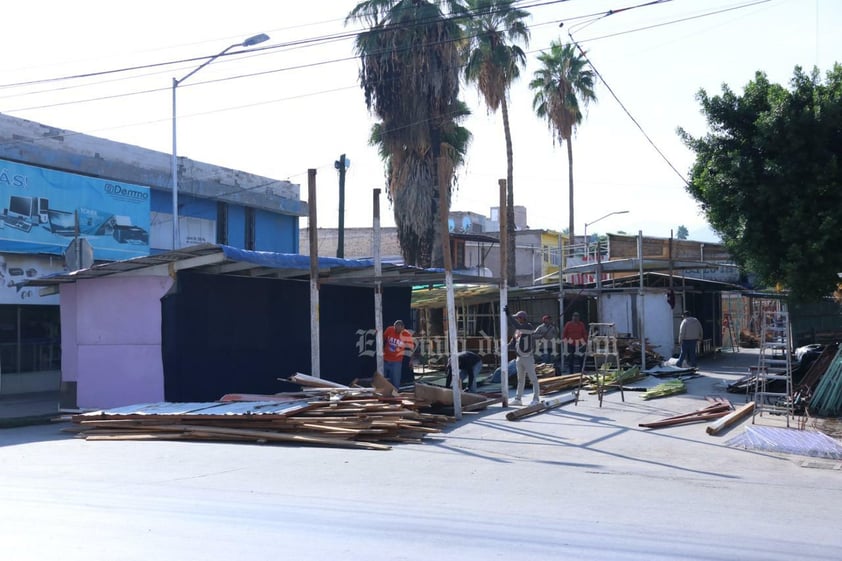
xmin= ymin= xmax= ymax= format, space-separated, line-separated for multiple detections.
xmin=82 ymin=400 xmax=312 ymax=417
xmin=26 ymin=243 xmax=496 ymax=289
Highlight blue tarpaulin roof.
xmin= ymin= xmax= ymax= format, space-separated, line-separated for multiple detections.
xmin=219 ymin=245 xmax=374 ymax=270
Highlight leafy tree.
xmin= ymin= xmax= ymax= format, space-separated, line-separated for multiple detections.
xmin=347 ymin=0 xmax=469 ymax=267
xmin=463 ymin=0 xmax=530 ymax=285
xmin=529 ymin=41 xmax=597 ymax=246
xmin=676 ymin=225 xmax=689 ymax=240
xmin=679 ymin=65 xmax=842 ymax=302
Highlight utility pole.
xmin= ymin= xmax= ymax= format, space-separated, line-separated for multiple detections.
xmin=335 ymin=154 xmax=348 ymax=258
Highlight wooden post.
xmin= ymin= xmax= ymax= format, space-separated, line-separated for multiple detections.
xmin=439 ymin=155 xmax=461 ymax=419
xmin=638 ymin=231 xmax=645 ymax=370
xmin=707 ymin=401 xmax=755 ymax=435
xmin=373 ymin=189 xmax=384 ymax=377
xmin=499 ymin=179 xmax=509 ymax=407
xmin=308 ymin=169 xmax=320 ymax=378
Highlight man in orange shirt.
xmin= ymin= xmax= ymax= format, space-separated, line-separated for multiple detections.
xmin=562 ymin=312 xmax=588 ymax=374
xmin=383 ymin=320 xmax=410 ymax=390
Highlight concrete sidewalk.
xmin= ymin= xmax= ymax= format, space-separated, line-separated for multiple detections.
xmin=0 ymin=390 xmax=60 ymax=426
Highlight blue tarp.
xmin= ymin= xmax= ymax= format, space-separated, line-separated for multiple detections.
xmin=219 ymin=245 xmax=375 ymax=271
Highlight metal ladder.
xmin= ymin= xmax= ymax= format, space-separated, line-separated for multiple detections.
xmin=576 ymin=323 xmax=623 ymax=407
xmin=752 ymin=309 xmax=793 ymax=426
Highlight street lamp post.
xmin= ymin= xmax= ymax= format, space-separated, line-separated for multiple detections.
xmin=171 ymin=32 xmax=270 ymax=250
xmin=584 ymin=210 xmax=629 ymax=282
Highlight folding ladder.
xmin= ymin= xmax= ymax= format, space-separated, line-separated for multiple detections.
xmin=752 ymin=309 xmax=793 ymax=426
xmin=576 ymin=323 xmax=623 ymax=407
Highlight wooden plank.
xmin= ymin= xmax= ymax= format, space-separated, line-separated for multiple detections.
xmin=284 ymin=373 xmax=350 ymax=389
xmin=639 ymin=411 xmax=730 ymax=429
xmin=149 ymin=423 xmax=391 ymax=450
xmin=706 ymin=401 xmax=755 ymax=435
xmin=462 ymin=398 xmax=503 ymax=412
xmin=639 ymin=402 xmax=732 ymax=428
xmin=506 ymin=393 xmax=576 ymax=421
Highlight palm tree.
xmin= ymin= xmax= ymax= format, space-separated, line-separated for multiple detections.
xmin=347 ymin=0 xmax=469 ymax=267
xmin=369 ymin=102 xmax=473 ymax=265
xmin=463 ymin=0 xmax=529 ymax=286
xmin=529 ymin=40 xmax=597 ymax=247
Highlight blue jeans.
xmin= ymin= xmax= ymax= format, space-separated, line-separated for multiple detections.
xmin=445 ymin=362 xmax=482 ymax=392
xmin=565 ymin=342 xmax=584 ymax=373
xmin=384 ymin=360 xmax=403 ymax=388
xmin=676 ymin=340 xmax=698 ymax=368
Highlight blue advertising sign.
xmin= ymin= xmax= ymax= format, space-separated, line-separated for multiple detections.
xmin=0 ymin=159 xmax=151 ymax=261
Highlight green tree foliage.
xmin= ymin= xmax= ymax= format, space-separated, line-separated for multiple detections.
xmin=347 ymin=0 xmax=470 ymax=267
xmin=529 ymin=41 xmax=597 ymax=245
xmin=679 ymin=65 xmax=842 ymax=302
xmin=463 ymin=0 xmax=530 ymax=285
xmin=676 ymin=225 xmax=689 ymax=240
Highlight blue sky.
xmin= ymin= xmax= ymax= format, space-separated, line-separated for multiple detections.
xmin=2 ymin=0 xmax=838 ymax=243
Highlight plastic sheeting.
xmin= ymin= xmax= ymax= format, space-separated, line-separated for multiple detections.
xmin=726 ymin=426 xmax=842 ymax=459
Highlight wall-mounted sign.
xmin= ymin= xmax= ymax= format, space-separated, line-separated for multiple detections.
xmin=0 ymin=158 xmax=151 ymax=261
xmin=149 ymin=213 xmax=216 ymax=250
xmin=0 ymin=253 xmax=64 ymax=305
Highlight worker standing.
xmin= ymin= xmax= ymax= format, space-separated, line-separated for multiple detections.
xmin=676 ymin=311 xmax=703 ymax=368
xmin=505 ymin=307 xmax=540 ymax=406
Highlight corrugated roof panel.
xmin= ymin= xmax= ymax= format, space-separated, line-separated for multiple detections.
xmin=81 ymin=400 xmax=313 ymax=417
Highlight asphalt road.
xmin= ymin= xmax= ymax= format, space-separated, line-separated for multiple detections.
xmin=1 ymin=350 xmax=840 ymax=561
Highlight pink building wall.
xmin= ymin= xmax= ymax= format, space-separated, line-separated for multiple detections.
xmin=61 ymin=275 xmax=174 ymax=408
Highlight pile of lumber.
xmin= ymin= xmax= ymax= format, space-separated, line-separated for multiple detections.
xmin=69 ymin=374 xmax=455 ymax=451
xmin=619 ymin=340 xmax=664 ymax=368
xmin=537 ymin=373 xmax=582 ymax=394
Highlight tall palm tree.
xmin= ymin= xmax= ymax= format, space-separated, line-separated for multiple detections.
xmin=463 ymin=0 xmax=530 ymax=286
xmin=347 ymin=0 xmax=469 ymax=267
xmin=529 ymin=40 xmax=597 ymax=248
xmin=369 ymin=101 xmax=473 ymax=263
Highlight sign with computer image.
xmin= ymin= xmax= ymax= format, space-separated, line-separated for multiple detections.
xmin=0 ymin=158 xmax=151 ymax=261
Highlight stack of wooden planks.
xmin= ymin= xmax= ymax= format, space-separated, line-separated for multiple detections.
xmin=69 ymin=380 xmax=454 ymax=451
xmin=537 ymin=373 xmax=582 ymax=394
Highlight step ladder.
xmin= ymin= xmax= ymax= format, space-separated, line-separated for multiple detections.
xmin=752 ymin=309 xmax=793 ymax=426
xmin=576 ymin=323 xmax=624 ymax=407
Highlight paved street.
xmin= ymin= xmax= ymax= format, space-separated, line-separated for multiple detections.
xmin=1 ymin=349 xmax=840 ymax=561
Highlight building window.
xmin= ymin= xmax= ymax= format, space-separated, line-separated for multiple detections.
xmin=216 ymin=202 xmax=228 ymax=245
xmin=0 ymin=305 xmax=61 ymax=374
xmin=546 ymin=245 xmax=561 ymax=266
xmin=244 ymin=207 xmax=255 ymax=250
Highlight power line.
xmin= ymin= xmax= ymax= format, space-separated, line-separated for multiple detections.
xmin=560 ymin=0 xmax=773 ymax=188
xmin=0 ymin=0 xmax=772 ymax=170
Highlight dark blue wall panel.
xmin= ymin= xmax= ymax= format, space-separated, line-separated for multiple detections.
xmin=162 ymin=272 xmax=411 ymax=401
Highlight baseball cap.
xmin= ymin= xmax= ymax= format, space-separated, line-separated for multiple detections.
xmin=542 ymin=314 xmax=551 ymax=321
xmin=515 ymin=311 xmax=527 ymax=319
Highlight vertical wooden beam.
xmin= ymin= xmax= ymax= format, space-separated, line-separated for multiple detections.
xmin=439 ymin=155 xmax=461 ymax=418
xmin=308 ymin=169 xmax=320 ymax=378
xmin=373 ymin=188 xmax=384 ymax=377
xmin=499 ymin=178 xmax=509 ymax=407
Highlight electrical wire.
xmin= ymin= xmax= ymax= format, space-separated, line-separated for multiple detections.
xmin=0 ymin=0 xmax=777 ymax=190
xmin=561 ymin=0 xmax=772 ymax=188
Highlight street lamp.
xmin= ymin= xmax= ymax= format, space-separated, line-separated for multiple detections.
xmin=171 ymin=32 xmax=270 ymax=249
xmin=584 ymin=210 xmax=629 ymax=263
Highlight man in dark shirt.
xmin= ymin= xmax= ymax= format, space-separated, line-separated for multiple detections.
xmin=444 ymin=351 xmax=483 ymax=393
